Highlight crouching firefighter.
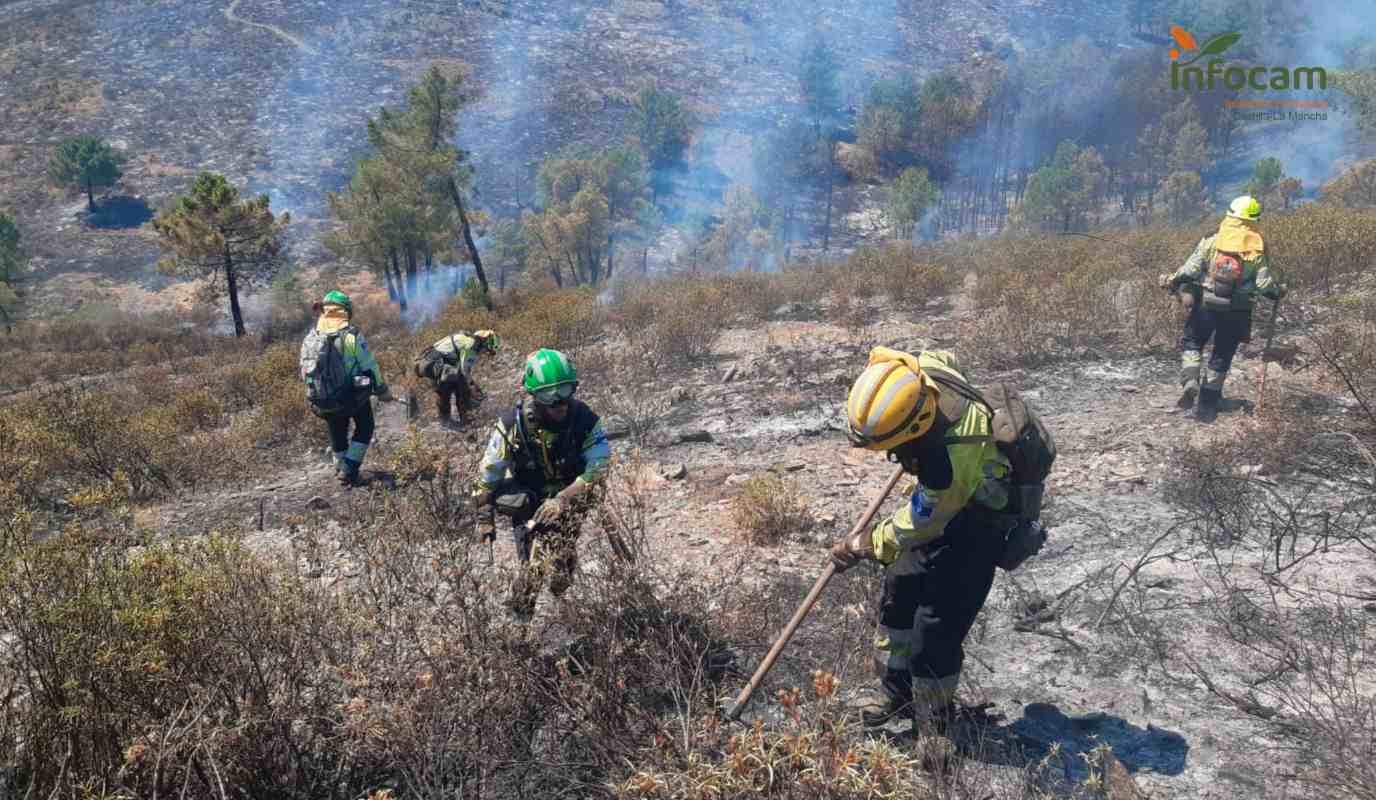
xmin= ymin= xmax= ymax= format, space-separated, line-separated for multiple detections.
xmin=1160 ymin=195 xmax=1285 ymax=422
xmin=473 ymin=348 xmax=611 ymax=620
xmin=300 ymin=290 xmax=393 ymax=487
xmin=413 ymin=329 xmax=499 ymax=428
xmin=830 ymin=347 xmax=1055 ymax=732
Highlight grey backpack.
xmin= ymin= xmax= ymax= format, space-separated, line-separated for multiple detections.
xmin=300 ymin=327 xmax=357 ymax=416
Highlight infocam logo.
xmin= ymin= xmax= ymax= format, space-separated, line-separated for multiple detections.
xmin=1168 ymin=25 xmax=1327 ymax=91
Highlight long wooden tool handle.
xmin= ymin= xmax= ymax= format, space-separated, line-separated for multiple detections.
xmin=725 ymin=464 xmax=907 ymax=721
xmin=1258 ymin=296 xmax=1282 ymax=416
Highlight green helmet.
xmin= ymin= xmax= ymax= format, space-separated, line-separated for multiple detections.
xmin=523 ymin=348 xmax=578 ymax=404
xmin=323 ymin=290 xmax=353 ymax=316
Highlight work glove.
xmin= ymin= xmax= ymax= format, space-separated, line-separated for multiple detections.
xmin=830 ymin=529 xmax=875 ymax=573
xmin=1157 ymin=273 xmax=1171 ymax=290
xmin=531 ymin=479 xmax=590 ymax=529
xmin=476 ymin=518 xmax=496 ymax=544
xmin=531 ymin=497 xmax=564 ymax=529
xmin=440 ymin=365 xmax=461 ymax=385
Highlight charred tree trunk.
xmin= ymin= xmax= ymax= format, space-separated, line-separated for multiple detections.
xmin=224 ymin=249 xmax=246 ymax=338
xmin=86 ymin=177 xmax=96 ymax=213
xmin=404 ymin=245 xmax=419 ymax=300
xmin=447 ymin=178 xmax=494 ymax=310
xmin=822 ymin=143 xmax=835 ymax=253
xmin=390 ymin=249 xmax=408 ymax=312
xmin=383 ymin=265 xmax=399 ymax=302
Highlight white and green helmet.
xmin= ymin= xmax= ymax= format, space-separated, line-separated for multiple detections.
xmin=523 ymin=348 xmax=577 ymax=396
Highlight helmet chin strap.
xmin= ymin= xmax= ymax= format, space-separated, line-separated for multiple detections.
xmin=531 ymin=400 xmax=571 ymax=430
xmin=886 ymin=439 xmax=923 ymax=474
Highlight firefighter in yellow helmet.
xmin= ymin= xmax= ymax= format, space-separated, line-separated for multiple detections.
xmin=830 ymin=347 xmax=1019 ymax=732
xmin=1160 ymin=195 xmax=1285 ymax=422
xmin=413 ymin=329 xmax=500 ymax=428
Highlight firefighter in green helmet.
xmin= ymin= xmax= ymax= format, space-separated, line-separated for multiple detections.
xmin=300 ymin=290 xmax=391 ymax=486
xmin=473 ymin=348 xmax=611 ymax=620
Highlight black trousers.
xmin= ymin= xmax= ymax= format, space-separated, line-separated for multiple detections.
xmin=877 ymin=507 xmax=1003 ymax=700
xmin=325 ymin=400 xmax=375 ymax=455
xmin=486 ymin=477 xmax=587 ymax=615
xmin=433 ymin=374 xmax=471 ymax=420
xmin=1180 ymin=305 xmax=1252 ymax=387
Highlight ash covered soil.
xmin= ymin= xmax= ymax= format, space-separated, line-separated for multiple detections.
xmin=141 ymin=288 xmax=1371 ymax=799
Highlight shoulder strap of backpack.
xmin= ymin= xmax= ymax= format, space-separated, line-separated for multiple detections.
xmin=925 ymin=367 xmax=996 ymax=445
xmin=496 ymin=404 xmax=520 ymax=449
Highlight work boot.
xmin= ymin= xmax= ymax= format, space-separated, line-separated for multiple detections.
xmin=337 ymin=459 xmax=363 ymax=487
xmin=1196 ymin=388 xmax=1221 ymax=423
xmin=1176 ymin=381 xmax=1198 ymax=410
xmin=848 ymin=687 xmax=913 ymax=729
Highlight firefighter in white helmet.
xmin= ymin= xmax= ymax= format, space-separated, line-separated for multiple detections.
xmin=1160 ymin=195 xmax=1285 ymax=422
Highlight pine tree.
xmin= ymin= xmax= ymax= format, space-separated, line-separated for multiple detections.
xmin=1160 ymin=170 xmax=1209 ymax=223
xmin=0 ymin=212 xmax=23 ymax=331
xmin=798 ymin=32 xmax=840 ymax=129
xmin=153 ymin=173 xmax=289 ymax=337
xmin=49 ymin=136 xmax=126 ymax=212
xmin=631 ymin=86 xmax=694 ymax=204
xmin=522 ymin=145 xmax=650 ymax=286
xmin=1020 ymin=141 xmax=1106 ymax=232
xmin=886 ymin=167 xmax=940 ymax=240
xmin=367 ymin=65 xmax=493 ymax=307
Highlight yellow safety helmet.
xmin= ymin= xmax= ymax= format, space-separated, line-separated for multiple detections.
xmin=474 ymin=329 xmax=499 ymax=353
xmin=1226 ymin=195 xmax=1262 ymax=221
xmin=845 ymin=351 xmax=940 ymax=451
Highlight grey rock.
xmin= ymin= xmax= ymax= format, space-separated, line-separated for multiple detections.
xmin=661 ymin=462 xmax=688 ymax=480
xmin=305 ymin=496 xmax=331 ymax=511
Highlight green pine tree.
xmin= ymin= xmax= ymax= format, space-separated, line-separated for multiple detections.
xmin=153 ymin=173 xmax=289 ymax=337
xmin=49 ymin=136 xmax=127 ymax=212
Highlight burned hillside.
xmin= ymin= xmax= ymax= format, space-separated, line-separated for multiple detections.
xmin=3 ymin=0 xmax=1376 ymax=798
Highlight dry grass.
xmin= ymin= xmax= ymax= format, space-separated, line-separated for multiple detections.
xmin=731 ymin=474 xmax=812 ymax=546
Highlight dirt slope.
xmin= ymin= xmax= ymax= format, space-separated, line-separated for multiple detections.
xmin=133 ymin=286 xmax=1368 ymax=798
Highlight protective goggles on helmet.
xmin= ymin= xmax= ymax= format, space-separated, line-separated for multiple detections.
xmin=530 ymin=382 xmax=577 ymax=406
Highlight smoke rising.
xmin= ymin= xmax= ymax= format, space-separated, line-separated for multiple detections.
xmin=14 ymin=0 xmax=1375 ymax=293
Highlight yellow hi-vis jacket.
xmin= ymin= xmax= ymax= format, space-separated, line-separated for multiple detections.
xmin=869 ymin=350 xmax=1011 ymax=565
xmin=429 ymin=332 xmax=480 ymax=378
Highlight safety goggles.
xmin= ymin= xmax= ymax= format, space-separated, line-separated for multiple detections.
xmin=530 ymin=382 xmax=577 ymax=406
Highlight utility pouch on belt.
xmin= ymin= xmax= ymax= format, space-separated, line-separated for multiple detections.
xmin=997 ymin=520 xmax=1047 ymax=572
xmin=495 ymin=492 xmax=536 ymax=518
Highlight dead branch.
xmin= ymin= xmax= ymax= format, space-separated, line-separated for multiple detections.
xmin=1095 ymin=521 xmax=1190 ymax=630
